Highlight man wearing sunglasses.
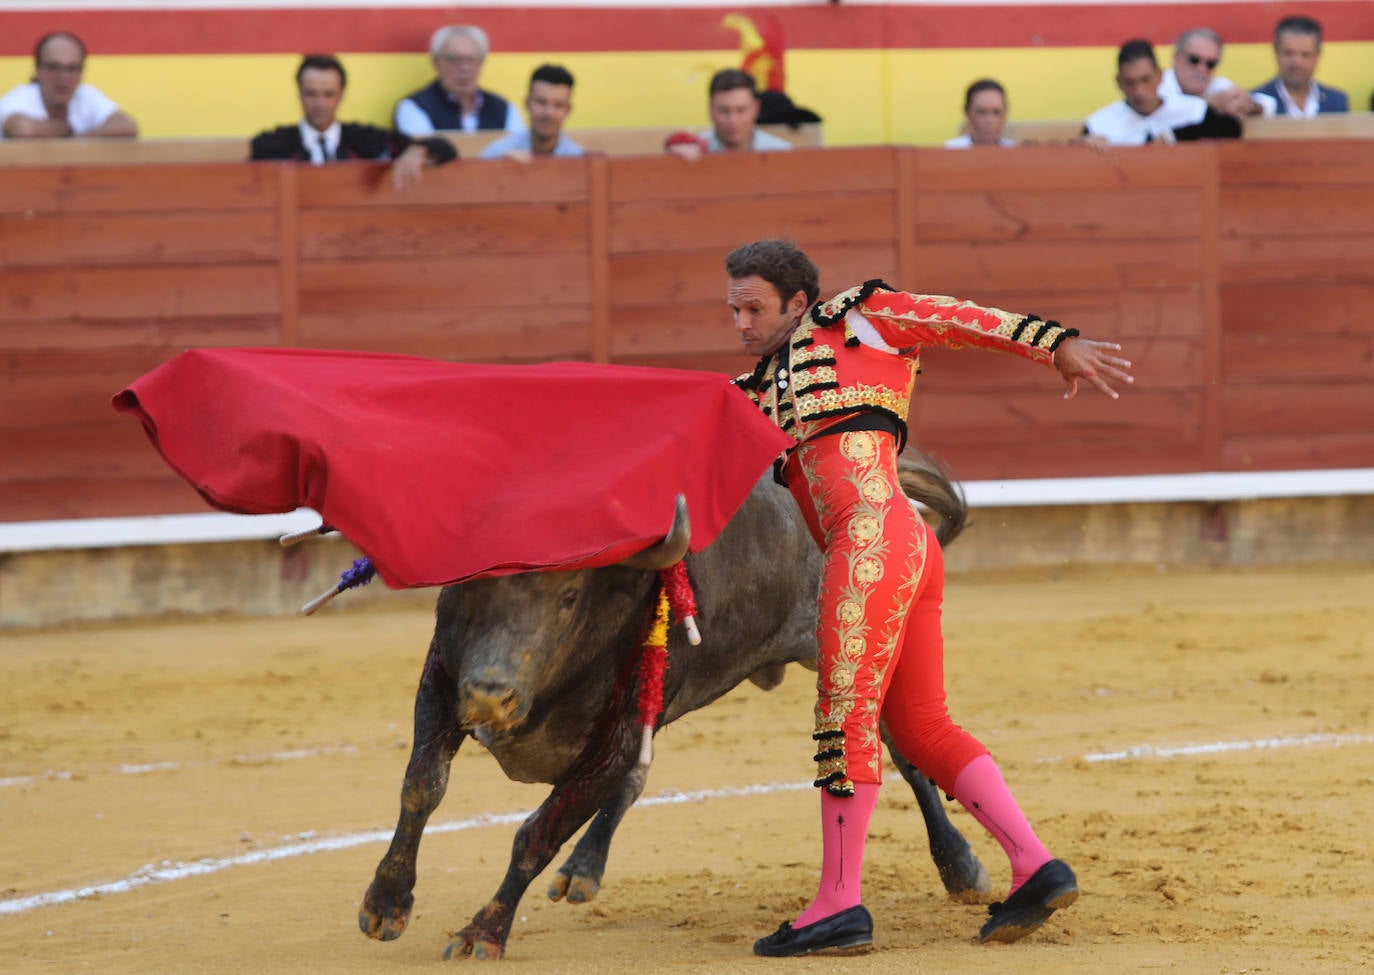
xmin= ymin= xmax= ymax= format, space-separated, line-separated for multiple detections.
xmin=1159 ymin=28 xmax=1259 ymax=118
xmin=0 ymin=32 xmax=137 ymax=139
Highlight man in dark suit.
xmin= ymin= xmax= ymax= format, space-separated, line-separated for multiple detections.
xmin=251 ymin=55 xmax=456 ymax=190
xmin=1251 ymin=16 xmax=1349 ymax=117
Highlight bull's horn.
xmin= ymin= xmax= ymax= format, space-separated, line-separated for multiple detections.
xmin=619 ymin=494 xmax=691 ymax=570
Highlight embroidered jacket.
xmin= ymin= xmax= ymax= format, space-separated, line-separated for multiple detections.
xmin=734 ymin=279 xmax=1079 ymax=447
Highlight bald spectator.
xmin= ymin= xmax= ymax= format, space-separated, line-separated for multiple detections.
xmin=1160 ymin=28 xmax=1259 ymax=118
xmin=665 ymin=69 xmax=792 ymax=160
xmin=1084 ymin=39 xmax=1241 ymax=145
xmin=1 ymin=31 xmax=137 ymax=139
xmin=395 ymin=25 xmax=525 ymax=136
xmin=1252 ymin=16 xmax=1349 ymax=117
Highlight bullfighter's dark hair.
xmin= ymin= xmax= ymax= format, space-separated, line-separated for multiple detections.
xmin=530 ymin=63 xmax=574 ymax=90
xmin=1117 ymin=39 xmax=1159 ymax=70
xmin=296 ymin=53 xmax=347 ymax=88
xmin=725 ymin=239 xmax=820 ymax=308
xmin=33 ymin=31 xmax=86 ymax=67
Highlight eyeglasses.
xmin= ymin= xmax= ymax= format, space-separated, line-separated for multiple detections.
xmin=37 ymin=60 xmax=84 ymax=74
xmin=1184 ymin=53 xmax=1220 ymax=70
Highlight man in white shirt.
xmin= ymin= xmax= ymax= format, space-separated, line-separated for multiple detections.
xmin=665 ymin=69 xmax=792 ymax=160
xmin=1159 ymin=28 xmax=1259 ymax=118
xmin=1084 ymin=39 xmax=1241 ymax=146
xmin=1251 ymin=16 xmax=1349 ymax=117
xmin=0 ymin=32 xmax=137 ymax=139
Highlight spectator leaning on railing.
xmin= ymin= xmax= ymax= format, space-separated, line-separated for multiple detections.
xmin=0 ymin=31 xmax=138 ymax=139
xmin=1160 ymin=27 xmax=1259 ymax=118
xmin=1083 ymin=39 xmax=1241 ymax=146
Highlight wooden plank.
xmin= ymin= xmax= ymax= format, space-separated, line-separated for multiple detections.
xmin=2 ymin=369 xmax=164 ymax=429
xmin=0 ymin=476 xmax=206 ymax=522
xmin=1222 ymin=384 xmax=1374 ymax=436
xmin=610 ymin=351 xmax=755 ymax=375
xmin=908 ymin=438 xmax=1210 ymax=481
xmin=1 ymin=264 xmax=280 ymax=321
xmin=912 ymin=239 xmax=1203 ymax=294
xmin=608 ymin=147 xmax=897 ymax=204
xmin=609 ymin=190 xmax=897 ymax=255
xmin=1221 ymin=431 xmax=1374 ymax=472
xmin=917 ymin=334 xmax=1203 ymax=392
xmin=1219 ymin=234 xmax=1374 ymax=286
xmin=1220 ymin=185 xmax=1374 ymax=238
xmin=1220 ymin=283 xmax=1374 ymax=335
xmin=277 ymin=165 xmax=299 ymax=349
xmin=0 ymin=318 xmax=280 ymax=373
xmin=297 ymin=307 xmax=594 ymax=361
xmin=0 ymin=137 xmax=248 ymax=167
xmin=915 ymin=186 xmax=1205 ymax=243
xmin=1222 ymin=333 xmax=1374 ymax=383
xmin=2 ymin=422 xmax=170 ymax=481
xmin=1200 ymin=146 xmax=1223 ymax=474
xmin=299 ymin=202 xmax=591 ymax=261
xmin=609 ymin=301 xmax=739 ymax=359
xmin=298 ymin=253 xmax=590 ymax=315
xmin=0 ymin=164 xmax=278 ymax=214
xmin=1220 ymin=139 xmax=1374 ymax=186
xmin=897 ymin=148 xmax=918 ymax=286
xmin=911 ymin=388 xmax=1199 ymax=444
xmin=0 ymin=211 xmax=279 ymax=268
xmin=587 ymin=155 xmax=611 ymax=364
xmin=294 ymin=157 xmax=591 ymax=208
xmin=913 ymin=142 xmax=1211 ymax=192
xmin=1240 ymin=112 xmax=1374 ymax=141
xmin=609 ymin=242 xmax=897 ymax=307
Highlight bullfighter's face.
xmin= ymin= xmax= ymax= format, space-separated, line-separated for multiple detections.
xmin=728 ymin=274 xmax=807 ymax=357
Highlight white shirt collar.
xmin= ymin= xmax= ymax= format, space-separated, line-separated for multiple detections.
xmin=1276 ymin=81 xmax=1320 ymax=118
xmin=298 ymin=119 xmax=343 ymax=163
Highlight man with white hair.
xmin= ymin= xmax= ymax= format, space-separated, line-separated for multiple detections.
xmin=1159 ymin=28 xmax=1258 ymax=117
xmin=394 ymin=25 xmax=524 ymax=136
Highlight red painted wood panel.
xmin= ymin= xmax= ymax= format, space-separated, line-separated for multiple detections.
xmin=915 ymin=187 xmax=1206 ymax=243
xmin=297 ymin=307 xmax=595 ymax=362
xmin=0 ymin=212 xmax=280 ymax=268
xmin=607 ymin=148 xmax=897 ymax=204
xmin=0 ymin=164 xmax=277 ymax=214
xmin=298 ymin=204 xmax=591 ymax=261
xmin=3 ymin=266 xmax=280 ymax=322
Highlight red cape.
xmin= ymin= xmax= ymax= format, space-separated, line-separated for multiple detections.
xmin=112 ymin=348 xmax=792 ymax=589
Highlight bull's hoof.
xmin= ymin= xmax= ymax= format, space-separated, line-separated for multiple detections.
xmin=358 ymin=883 xmax=413 ymax=941
xmin=443 ymin=931 xmax=505 ymax=960
xmin=547 ymin=869 xmax=601 ymax=904
xmin=934 ymin=843 xmax=993 ymax=903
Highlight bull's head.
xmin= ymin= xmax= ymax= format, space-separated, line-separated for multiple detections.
xmin=444 ymin=497 xmax=690 ymax=736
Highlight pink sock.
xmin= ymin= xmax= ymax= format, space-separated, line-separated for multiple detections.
xmin=951 ymin=754 xmax=1052 ymax=893
xmin=795 ymin=783 xmax=878 ymax=928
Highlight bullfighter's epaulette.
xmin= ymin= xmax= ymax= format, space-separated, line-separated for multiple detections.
xmin=808 ymin=279 xmax=898 ymax=330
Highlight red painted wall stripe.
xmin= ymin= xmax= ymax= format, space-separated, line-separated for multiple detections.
xmin=3 ymin=4 xmax=1372 ymax=57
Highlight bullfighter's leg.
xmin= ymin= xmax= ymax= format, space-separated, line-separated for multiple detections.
xmin=446 ymin=721 xmax=639 ymax=960
xmin=547 ymin=761 xmax=649 ymax=904
xmin=360 ymin=644 xmax=466 ymax=942
xmin=880 ymin=723 xmax=990 ymax=901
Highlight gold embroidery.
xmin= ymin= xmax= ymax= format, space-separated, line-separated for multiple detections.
xmin=796 ymin=384 xmax=910 ymax=424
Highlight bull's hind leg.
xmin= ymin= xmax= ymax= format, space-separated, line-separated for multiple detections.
xmin=547 ymin=761 xmax=649 ymax=904
xmin=882 ymin=724 xmax=991 ymax=902
xmin=360 ymin=647 xmax=466 ymax=941
xmin=446 ymin=723 xmax=638 ymax=960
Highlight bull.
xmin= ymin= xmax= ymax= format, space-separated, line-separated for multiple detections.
xmin=357 ymin=449 xmax=990 ymax=959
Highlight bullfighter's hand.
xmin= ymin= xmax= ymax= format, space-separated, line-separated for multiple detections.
xmin=1052 ymin=337 xmax=1134 ymax=400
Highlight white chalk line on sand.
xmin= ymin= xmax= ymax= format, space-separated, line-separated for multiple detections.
xmin=0 ymin=744 xmax=360 ymax=789
xmin=3 ymin=731 xmax=1369 ymax=917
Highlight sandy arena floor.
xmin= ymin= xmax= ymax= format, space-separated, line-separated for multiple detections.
xmin=2 ymin=561 xmax=1372 ymax=974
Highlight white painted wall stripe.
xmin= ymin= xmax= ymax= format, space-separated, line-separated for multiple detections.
xmin=4 ymin=469 xmax=1370 ymax=554
xmin=2 ymin=730 xmax=1368 ymax=916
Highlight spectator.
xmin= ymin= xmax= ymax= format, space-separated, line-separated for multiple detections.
xmin=665 ymin=68 xmax=792 ymax=160
xmin=945 ymin=79 xmax=1015 ymax=147
xmin=0 ymin=31 xmax=137 ymax=139
xmin=1160 ymin=28 xmax=1259 ymax=117
xmin=1083 ymin=39 xmax=1241 ymax=145
xmin=251 ymin=55 xmax=456 ymax=191
xmin=480 ymin=64 xmax=584 ymax=160
xmin=394 ymin=25 xmax=524 ymax=137
xmin=1251 ymin=16 xmax=1349 ymax=117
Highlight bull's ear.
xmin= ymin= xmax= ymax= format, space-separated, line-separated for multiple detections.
xmin=618 ymin=494 xmax=691 ymax=570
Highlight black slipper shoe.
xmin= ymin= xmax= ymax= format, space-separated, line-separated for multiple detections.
xmin=753 ymin=905 xmax=874 ymax=957
xmin=978 ymin=858 xmax=1078 ymax=944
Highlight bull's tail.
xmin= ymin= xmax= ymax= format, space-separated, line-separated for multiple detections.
xmin=897 ymin=448 xmax=967 ymax=549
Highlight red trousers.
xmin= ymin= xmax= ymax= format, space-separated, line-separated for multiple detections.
xmin=787 ymin=430 xmax=988 ymax=796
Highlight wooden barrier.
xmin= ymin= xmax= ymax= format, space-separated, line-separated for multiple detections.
xmin=0 ymin=124 xmax=822 ymax=167
xmin=1006 ymin=111 xmax=1374 ymax=145
xmin=3 ymin=141 xmax=1372 ymax=523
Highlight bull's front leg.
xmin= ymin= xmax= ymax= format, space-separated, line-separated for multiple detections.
xmin=881 ymin=724 xmax=991 ymax=902
xmin=360 ymin=647 xmax=466 ymax=941
xmin=547 ymin=761 xmax=649 ymax=904
xmin=445 ymin=721 xmax=638 ymax=960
